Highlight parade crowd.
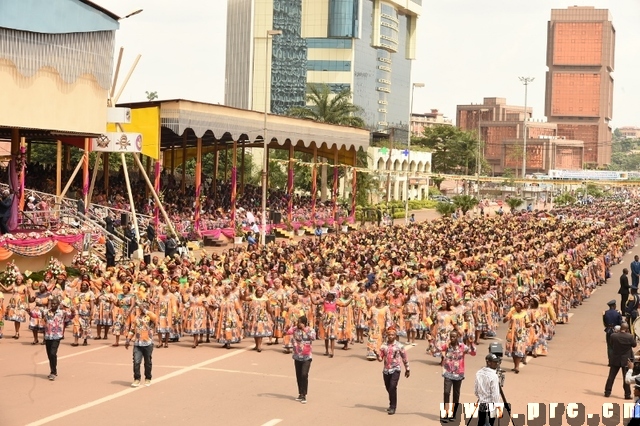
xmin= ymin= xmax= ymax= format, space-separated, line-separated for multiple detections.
xmin=0 ymin=196 xmax=637 ymax=410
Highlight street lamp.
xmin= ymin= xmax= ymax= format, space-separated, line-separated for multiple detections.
xmin=261 ymin=29 xmax=282 ymax=245
xmin=404 ymin=82 xmax=424 ymax=224
xmin=519 ymin=76 xmax=534 ymax=178
xmin=120 ymin=9 xmax=143 ymax=20
xmin=476 ymin=108 xmax=489 ymax=196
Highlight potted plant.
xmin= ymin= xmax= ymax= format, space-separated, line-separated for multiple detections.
xmin=234 ymin=221 xmax=245 ymax=244
xmin=284 ymin=218 xmax=294 ymax=233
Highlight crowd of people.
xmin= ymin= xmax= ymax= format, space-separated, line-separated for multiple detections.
xmin=1 ymin=196 xmax=636 ymax=368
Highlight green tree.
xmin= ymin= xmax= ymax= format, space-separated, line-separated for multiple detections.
xmin=413 ymin=125 xmax=480 ymax=174
xmin=431 ymin=176 xmax=445 ymax=191
xmin=452 ymin=194 xmax=478 ymax=215
xmin=506 ymin=197 xmax=524 ymax=211
xmin=435 ymin=201 xmax=456 ymax=217
xmin=553 ymin=193 xmax=576 ymax=206
xmin=287 ymin=83 xmax=366 ymax=128
xmin=145 ymin=91 xmax=158 ymax=101
xmin=355 ymin=149 xmax=378 ymax=206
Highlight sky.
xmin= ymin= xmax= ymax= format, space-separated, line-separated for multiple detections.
xmin=97 ymin=0 xmax=640 ymax=128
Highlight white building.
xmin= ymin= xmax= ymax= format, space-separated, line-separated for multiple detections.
xmin=368 ymin=146 xmax=431 ymax=202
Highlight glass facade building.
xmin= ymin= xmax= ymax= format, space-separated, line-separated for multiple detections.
xmin=224 ymin=0 xmax=421 ymax=134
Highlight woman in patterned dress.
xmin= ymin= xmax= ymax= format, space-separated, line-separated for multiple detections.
xmin=72 ymin=280 xmax=94 ymax=346
xmin=336 ymin=287 xmax=355 ymax=350
xmin=214 ymin=284 xmax=244 ymax=349
xmin=112 ymin=283 xmax=135 ymax=347
xmin=353 ymin=283 xmax=369 ymax=344
xmin=243 ymin=286 xmax=273 ymax=352
xmin=28 ymin=283 xmax=50 ymax=345
xmin=267 ymin=279 xmax=288 ymax=346
xmin=403 ymin=286 xmax=420 ymax=346
xmin=94 ymin=282 xmax=116 ymax=340
xmin=1 ymin=275 xmax=28 ymax=339
xmin=203 ymin=284 xmax=217 ymax=343
xmin=184 ymin=285 xmax=208 ymax=348
xmin=366 ymin=296 xmax=392 ymax=360
xmin=429 ymin=299 xmax=460 ymax=358
xmin=154 ymin=281 xmax=177 ymax=348
xmin=282 ymin=292 xmax=305 ymax=354
xmin=503 ymin=300 xmax=531 ymax=374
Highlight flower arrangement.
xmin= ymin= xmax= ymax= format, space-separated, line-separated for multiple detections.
xmin=2 ymin=260 xmax=21 ymax=285
xmin=46 ymin=256 xmax=65 ymax=277
xmin=235 ymin=220 xmax=245 ymax=238
xmin=72 ymin=252 xmax=102 ymax=270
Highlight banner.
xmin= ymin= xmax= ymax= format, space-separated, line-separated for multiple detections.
xmin=107 ymin=107 xmax=160 ymax=159
xmin=92 ymin=132 xmax=142 ymax=153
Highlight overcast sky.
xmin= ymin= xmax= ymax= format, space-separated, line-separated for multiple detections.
xmin=98 ymin=0 xmax=640 ymax=128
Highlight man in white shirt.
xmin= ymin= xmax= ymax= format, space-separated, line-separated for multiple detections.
xmin=474 ymin=353 xmax=504 ymax=425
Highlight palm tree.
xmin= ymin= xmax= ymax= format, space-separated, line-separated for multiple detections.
xmin=506 ymin=197 xmax=524 ymax=211
xmin=288 ymin=84 xmax=365 ymax=128
xmin=452 ymin=195 xmax=479 ymax=216
xmin=435 ymin=202 xmax=456 ymax=217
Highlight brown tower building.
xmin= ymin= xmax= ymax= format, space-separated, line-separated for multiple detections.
xmin=545 ymin=6 xmax=615 ymax=166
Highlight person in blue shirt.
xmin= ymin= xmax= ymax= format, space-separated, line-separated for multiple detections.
xmin=629 ymin=377 xmax=640 ymax=425
xmin=247 ymin=232 xmax=257 ymax=247
xmin=314 ymin=224 xmax=323 ymax=241
xmin=631 ymin=255 xmax=640 ymax=288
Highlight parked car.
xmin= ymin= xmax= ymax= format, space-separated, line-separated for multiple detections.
xmin=430 ymin=195 xmax=453 ymax=203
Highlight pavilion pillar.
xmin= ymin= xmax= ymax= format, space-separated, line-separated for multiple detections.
xmin=145 ymin=156 xmax=151 ymax=197
xmin=311 ymin=146 xmax=317 ymax=223
xmin=11 ymin=128 xmax=20 ymax=156
xmin=18 ymin=136 xmax=26 ymax=212
xmin=350 ymin=149 xmax=357 ymax=221
xmin=56 ymin=140 xmax=62 ymax=196
xmin=103 ymin=152 xmax=110 ymax=194
xmin=332 ymin=150 xmax=339 ymax=223
xmin=231 ymin=139 xmax=238 ymax=225
xmin=181 ymin=134 xmax=187 ymax=194
xmin=212 ymin=143 xmax=218 ymax=200
xmin=170 ymin=143 xmax=176 ymax=175
xmin=321 ymin=158 xmax=328 ymax=202
xmin=240 ymin=143 xmax=246 ymax=195
xmin=287 ymin=144 xmax=294 ymax=222
xmin=194 ymin=137 xmax=202 ymax=234
xmin=82 ymin=138 xmax=89 ymax=210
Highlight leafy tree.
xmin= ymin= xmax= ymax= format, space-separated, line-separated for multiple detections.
xmin=435 ymin=201 xmax=456 ymax=217
xmin=287 ymin=83 xmax=365 ymax=128
xmin=452 ymin=194 xmax=478 ymax=215
xmin=431 ymin=175 xmax=445 ymax=191
xmin=145 ymin=91 xmax=158 ymax=101
xmin=355 ymin=149 xmax=378 ymax=206
xmin=553 ymin=193 xmax=576 ymax=206
xmin=413 ymin=125 xmax=480 ymax=174
xmin=506 ymin=197 xmax=524 ymax=211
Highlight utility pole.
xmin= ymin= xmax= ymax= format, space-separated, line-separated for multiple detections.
xmin=519 ymin=77 xmax=534 ymax=178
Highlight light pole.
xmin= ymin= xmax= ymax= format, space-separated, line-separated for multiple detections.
xmin=261 ymin=29 xmax=282 ymax=245
xmin=476 ymin=108 xmax=489 ymax=196
xmin=519 ymin=76 xmax=534 ymax=178
xmin=404 ymin=82 xmax=424 ymax=224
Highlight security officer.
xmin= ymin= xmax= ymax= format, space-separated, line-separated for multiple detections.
xmin=604 ymin=300 xmax=623 ymax=358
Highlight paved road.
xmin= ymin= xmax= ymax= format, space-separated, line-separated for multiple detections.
xmin=2 ymin=209 xmax=628 ymax=426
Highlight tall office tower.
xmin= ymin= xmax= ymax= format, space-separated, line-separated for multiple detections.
xmin=545 ymin=6 xmax=615 ymax=166
xmin=224 ymin=0 xmax=421 ymax=134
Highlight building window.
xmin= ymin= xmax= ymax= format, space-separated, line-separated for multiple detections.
xmin=307 ymin=60 xmax=351 ymax=71
xmin=307 ymin=38 xmax=353 ymax=49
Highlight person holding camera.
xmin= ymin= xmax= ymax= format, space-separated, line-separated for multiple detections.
xmin=605 ymin=322 xmax=636 ymax=399
xmin=474 ymin=353 xmax=504 ymax=426
xmin=125 ymin=300 xmax=158 ymax=387
xmin=375 ymin=326 xmax=410 ymax=415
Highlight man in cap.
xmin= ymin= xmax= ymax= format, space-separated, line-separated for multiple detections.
xmin=604 ymin=322 xmax=636 ymax=399
xmin=631 ymin=255 xmax=640 ymax=289
xmin=604 ymin=300 xmax=623 ymax=358
xmin=473 ymin=353 xmax=504 ymax=425
xmin=621 ymin=268 xmax=632 ymax=313
xmin=374 ymin=326 xmax=410 ymax=415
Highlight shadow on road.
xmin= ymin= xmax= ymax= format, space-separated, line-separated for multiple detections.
xmin=257 ymin=392 xmax=296 ymax=401
xmin=354 ymin=403 xmax=434 ymax=419
xmin=110 ymin=380 xmax=134 ymax=387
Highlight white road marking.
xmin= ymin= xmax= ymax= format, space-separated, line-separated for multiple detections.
xmin=261 ymin=420 xmax=282 ymax=426
xmin=27 ymin=348 xmax=247 ymax=426
xmin=37 ymin=345 xmax=110 ymax=365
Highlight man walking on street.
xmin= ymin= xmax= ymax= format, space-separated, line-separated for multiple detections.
xmin=631 ymin=255 xmax=640 ymax=289
xmin=27 ymin=297 xmax=74 ymax=381
xmin=604 ymin=322 xmax=636 ymax=399
xmin=621 ymin=269 xmax=631 ymax=313
xmin=286 ymin=316 xmax=315 ymax=404
xmin=604 ymin=300 xmax=623 ymax=359
xmin=375 ymin=327 xmax=410 ymax=415
xmin=125 ymin=300 xmax=157 ymax=387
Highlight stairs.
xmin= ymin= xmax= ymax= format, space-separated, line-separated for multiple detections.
xmin=273 ymin=228 xmax=294 ymax=239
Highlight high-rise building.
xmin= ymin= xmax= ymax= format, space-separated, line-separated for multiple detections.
xmin=544 ymin=6 xmax=615 ymax=166
xmin=224 ymin=0 xmax=421 ymax=134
